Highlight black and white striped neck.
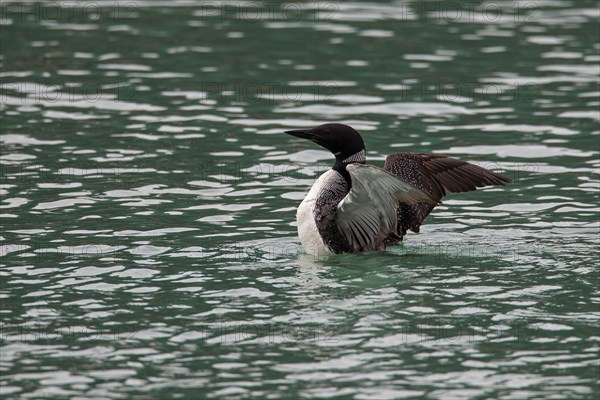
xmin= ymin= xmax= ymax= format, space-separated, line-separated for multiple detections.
xmin=333 ymin=149 xmax=366 ymax=183
xmin=340 ymin=149 xmax=366 ymax=164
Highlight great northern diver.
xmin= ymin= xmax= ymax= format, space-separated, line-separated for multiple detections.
xmin=285 ymin=123 xmax=511 ymax=256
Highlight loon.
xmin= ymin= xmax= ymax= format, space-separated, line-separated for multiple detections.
xmin=285 ymin=123 xmax=511 ymax=256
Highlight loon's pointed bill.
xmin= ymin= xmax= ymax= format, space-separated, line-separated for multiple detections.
xmin=284 ymin=129 xmax=314 ymax=140
xmin=285 ymin=123 xmax=511 ymax=255
xmin=284 ymin=129 xmax=312 ymax=139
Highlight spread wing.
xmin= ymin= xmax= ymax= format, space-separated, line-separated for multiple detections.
xmin=383 ymin=152 xmax=511 ymax=236
xmin=336 ymin=164 xmax=437 ymax=252
xmin=383 ymin=152 xmax=511 ymax=201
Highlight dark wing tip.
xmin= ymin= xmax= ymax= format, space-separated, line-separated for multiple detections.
xmin=485 ymin=169 xmax=512 ymax=185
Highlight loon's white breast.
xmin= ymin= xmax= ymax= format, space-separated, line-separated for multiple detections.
xmin=296 ymin=169 xmax=340 ymax=257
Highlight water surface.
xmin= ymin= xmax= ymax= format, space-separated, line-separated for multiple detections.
xmin=1 ymin=1 xmax=599 ymax=399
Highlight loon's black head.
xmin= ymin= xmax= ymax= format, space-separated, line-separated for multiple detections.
xmin=284 ymin=123 xmax=366 ymax=169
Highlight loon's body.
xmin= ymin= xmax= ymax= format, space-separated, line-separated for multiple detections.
xmin=285 ymin=123 xmax=511 ymax=256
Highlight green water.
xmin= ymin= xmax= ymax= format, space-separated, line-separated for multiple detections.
xmin=1 ymin=1 xmax=599 ymax=399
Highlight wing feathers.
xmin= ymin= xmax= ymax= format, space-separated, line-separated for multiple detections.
xmin=334 ymin=154 xmax=510 ymax=251
xmin=383 ymin=152 xmax=511 ymax=239
xmin=336 ymin=164 xmax=436 ymax=252
xmin=384 ymin=152 xmax=511 ymax=201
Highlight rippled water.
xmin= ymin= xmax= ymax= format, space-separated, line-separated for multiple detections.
xmin=1 ymin=1 xmax=599 ymax=399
